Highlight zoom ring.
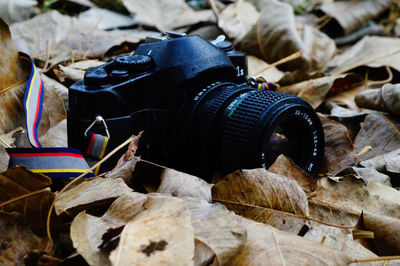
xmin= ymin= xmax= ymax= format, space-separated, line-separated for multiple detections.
xmin=220 ymin=90 xmax=292 ymax=172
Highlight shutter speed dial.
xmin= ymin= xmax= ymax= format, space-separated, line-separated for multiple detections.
xmin=113 ymin=55 xmax=153 ymax=73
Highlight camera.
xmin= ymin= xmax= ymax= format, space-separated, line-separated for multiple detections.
xmin=68 ymin=33 xmax=324 ymax=180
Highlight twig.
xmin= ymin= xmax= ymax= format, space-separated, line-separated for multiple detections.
xmin=206 ymin=0 xmax=220 ymax=21
xmin=352 ymin=256 xmax=400 ymax=263
xmin=46 ymin=135 xmax=136 ymax=240
xmin=255 ymin=50 xmax=303 ymax=75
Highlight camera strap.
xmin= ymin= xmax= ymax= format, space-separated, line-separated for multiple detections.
xmin=6 ymin=53 xmax=94 ymax=178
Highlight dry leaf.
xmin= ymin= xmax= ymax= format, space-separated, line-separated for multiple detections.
xmin=0 ymin=0 xmax=37 ymax=24
xmin=212 ymin=168 xmax=309 ymax=234
xmin=366 ymin=181 xmax=400 ymax=206
xmin=360 ymin=148 xmax=400 ymax=174
xmin=278 ymin=73 xmax=361 ymax=109
xmin=109 ymin=196 xmax=194 ymax=266
xmin=218 ymin=1 xmax=259 ymax=44
xmin=55 ymin=178 xmax=132 ymax=216
xmin=10 ymin=11 xmax=157 ymax=62
xmin=228 ymin=218 xmax=352 ymax=265
xmin=41 ymin=74 xmax=68 ymax=108
xmin=77 ymin=8 xmax=138 ymax=30
xmin=355 ymin=84 xmax=400 ymax=116
xmin=0 ymin=166 xmax=54 ymax=236
xmin=319 ymin=0 xmax=393 ymax=35
xmin=325 ymin=36 xmax=400 ymax=76
xmin=71 ymin=212 xmax=113 ymax=266
xmin=303 ymin=222 xmax=379 ymax=264
xmin=157 ymin=168 xmax=212 ymax=202
xmin=122 ymin=0 xmax=214 ymax=32
xmin=0 ymin=212 xmax=51 ymax=265
xmin=268 ymin=154 xmax=314 ymax=194
xmin=247 ymin=55 xmax=284 ymax=83
xmin=105 ymin=158 xmax=139 ymax=184
xmin=183 ymin=197 xmax=245 ymax=265
xmin=319 ymin=115 xmax=356 ymax=176
xmin=354 ymin=113 xmax=400 ymax=162
xmin=70 ymin=192 xmax=147 ymax=265
xmin=309 ymin=175 xmax=400 ymax=227
xmin=238 ymin=0 xmax=309 ymax=71
xmin=0 ymin=146 xmax=9 ymax=172
xmin=0 ymin=18 xmax=28 ymax=136
xmin=38 ymin=119 xmax=67 ymax=147
xmin=362 ymin=212 xmax=400 ymax=256
xmin=347 ymin=167 xmax=391 ymax=186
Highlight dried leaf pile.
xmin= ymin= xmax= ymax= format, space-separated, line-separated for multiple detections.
xmin=1 ymin=0 xmax=400 ymax=265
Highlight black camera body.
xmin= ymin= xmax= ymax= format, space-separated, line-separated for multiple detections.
xmin=68 ymin=34 xmax=324 ymax=180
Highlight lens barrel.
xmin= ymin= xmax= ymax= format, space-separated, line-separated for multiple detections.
xmin=173 ymin=83 xmax=324 ymax=180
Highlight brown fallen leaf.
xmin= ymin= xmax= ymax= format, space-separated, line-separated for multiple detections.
xmin=0 ymin=18 xmax=29 ymax=136
xmin=247 ymin=55 xmax=285 ymax=83
xmin=108 ymin=196 xmax=194 ymax=265
xmin=41 ymin=74 xmax=68 ymax=109
xmin=157 ymin=168 xmax=212 ymax=202
xmin=318 ymin=115 xmax=356 ymax=176
xmin=10 ymin=11 xmax=157 ymax=62
xmin=361 ymin=212 xmax=400 ymax=256
xmin=77 ymin=8 xmax=138 ymax=30
xmin=0 ymin=146 xmax=9 ymax=172
xmin=212 ymin=168 xmax=309 ymax=234
xmin=0 ymin=212 xmax=51 ymax=265
xmin=39 ymin=119 xmax=68 ymax=147
xmin=366 ymin=181 xmax=400 ymax=206
xmin=218 ymin=1 xmax=259 ymax=44
xmin=122 ymin=0 xmax=214 ymax=32
xmin=71 ymin=212 xmax=113 ymax=266
xmin=238 ymin=0 xmax=309 ymax=71
xmin=319 ymin=0 xmax=393 ymax=36
xmin=0 ymin=167 xmax=54 ymax=236
xmin=55 ymin=177 xmax=132 ymax=216
xmin=182 ymin=197 xmax=245 ymax=265
xmin=303 ymin=222 xmax=379 ymax=264
xmin=360 ymin=148 xmax=400 ymax=174
xmin=268 ymin=154 xmax=314 ymax=194
xmin=309 ymin=175 xmax=400 ymax=227
xmin=355 ymin=84 xmax=400 ymax=116
xmin=70 ymin=192 xmax=147 ymax=265
xmin=105 ymin=157 xmax=139 ymax=184
xmin=354 ymin=113 xmax=400 ymax=162
xmin=277 ymin=73 xmax=361 ymax=109
xmin=344 ymin=167 xmax=391 ymax=186
xmin=228 ymin=217 xmax=352 ymax=265
xmin=113 ymin=133 xmax=141 ymax=169
xmin=325 ymin=36 xmax=400 ymax=76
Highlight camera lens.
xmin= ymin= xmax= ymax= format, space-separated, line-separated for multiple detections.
xmin=173 ymin=82 xmax=324 ymax=180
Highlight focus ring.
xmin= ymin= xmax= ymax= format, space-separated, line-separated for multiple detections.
xmin=220 ymin=90 xmax=292 ymax=171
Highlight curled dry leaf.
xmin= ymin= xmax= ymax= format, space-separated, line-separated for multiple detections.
xmin=122 ymin=0 xmax=214 ymax=32
xmin=277 ymin=73 xmax=361 ymax=109
xmin=0 ymin=146 xmax=9 ymax=172
xmin=268 ymin=154 xmax=314 ymax=194
xmin=10 ymin=11 xmax=157 ymax=62
xmin=303 ymin=222 xmax=379 ymax=264
xmin=238 ymin=0 xmax=308 ymax=71
xmin=41 ymin=74 xmax=68 ymax=108
xmin=105 ymin=157 xmax=139 ymax=184
xmin=0 ymin=18 xmax=28 ymax=136
xmin=319 ymin=0 xmax=393 ymax=35
xmin=361 ymin=212 xmax=400 ymax=256
xmin=70 ymin=192 xmax=147 ymax=265
xmin=360 ymin=148 xmax=400 ymax=174
xmin=345 ymin=167 xmax=391 ymax=186
xmin=0 ymin=166 xmax=54 ymax=236
xmin=318 ymin=115 xmax=356 ymax=176
xmin=325 ymin=36 xmax=400 ymax=76
xmin=247 ymin=55 xmax=284 ymax=83
xmin=229 ymin=218 xmax=352 ymax=266
xmin=113 ymin=133 xmax=141 ymax=169
xmin=355 ymin=83 xmax=400 ymax=117
xmin=71 ymin=212 xmax=113 ymax=266
xmin=354 ymin=113 xmax=400 ymax=162
xmin=218 ymin=1 xmax=259 ymax=44
xmin=0 ymin=212 xmax=51 ymax=265
xmin=157 ymin=168 xmax=212 ymax=202
xmin=212 ymin=168 xmax=309 ymax=234
xmin=109 ymin=196 xmax=194 ymax=266
xmin=309 ymin=175 xmax=400 ymax=227
xmin=55 ymin=178 xmax=132 ymax=216
xmin=183 ymin=197 xmax=245 ymax=265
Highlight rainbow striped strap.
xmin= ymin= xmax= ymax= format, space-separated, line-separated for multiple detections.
xmin=7 ymin=148 xmax=94 ymax=178
xmin=21 ymin=52 xmax=44 ymax=148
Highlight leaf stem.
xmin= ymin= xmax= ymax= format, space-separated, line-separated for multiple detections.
xmin=0 ymin=188 xmax=50 ymax=208
xmin=352 ymin=256 xmax=400 ymax=263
